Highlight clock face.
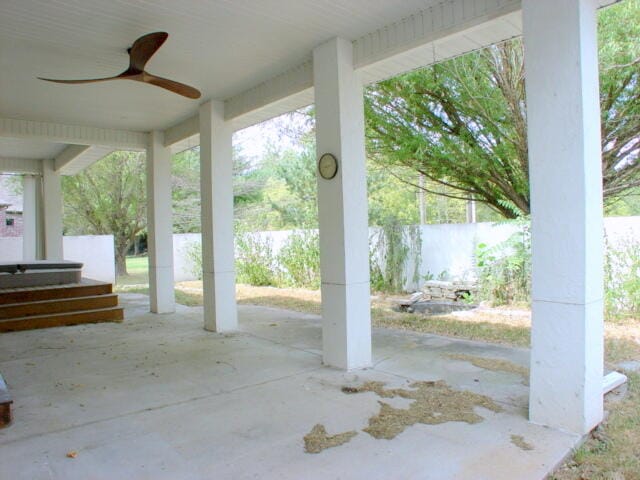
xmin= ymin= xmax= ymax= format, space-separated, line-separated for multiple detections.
xmin=318 ymin=153 xmax=338 ymax=180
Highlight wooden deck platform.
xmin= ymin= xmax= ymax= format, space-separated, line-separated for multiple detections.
xmin=0 ymin=279 xmax=123 ymax=333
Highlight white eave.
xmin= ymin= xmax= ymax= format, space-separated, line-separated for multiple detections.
xmin=0 ymin=0 xmax=621 ymax=164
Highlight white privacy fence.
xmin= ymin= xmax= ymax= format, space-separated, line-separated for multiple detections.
xmin=171 ymin=216 xmax=640 ymax=289
xmin=4 ymin=218 xmax=634 ymax=289
xmin=173 ymin=233 xmax=201 ymax=282
xmin=63 ymin=235 xmax=116 ymax=283
xmin=0 ymin=235 xmax=116 ymax=283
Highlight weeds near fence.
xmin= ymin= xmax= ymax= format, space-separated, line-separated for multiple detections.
xmin=475 ymin=222 xmax=531 ymax=306
xmin=185 ymin=220 xmax=640 ymax=320
xmin=475 ymin=223 xmax=640 ymax=320
xmin=235 ymin=233 xmax=278 ymax=286
xmin=186 ymin=241 xmax=203 ymax=280
xmin=370 ymin=217 xmax=422 ymax=293
xmin=278 ymin=230 xmax=321 ymax=289
xmin=605 ymin=234 xmax=640 ymax=321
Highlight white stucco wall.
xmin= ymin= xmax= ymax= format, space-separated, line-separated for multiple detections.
xmin=418 ymin=222 xmax=516 ymax=282
xmin=0 ymin=234 xmax=116 ymax=283
xmin=416 ymin=217 xmax=639 ymax=288
xmin=173 ymin=233 xmax=201 ymax=282
xmin=169 ymin=217 xmax=640 ymax=286
xmin=604 ymin=216 xmax=640 ymax=247
xmin=0 ymin=236 xmax=23 ymax=261
xmin=63 ymin=235 xmax=116 ymax=283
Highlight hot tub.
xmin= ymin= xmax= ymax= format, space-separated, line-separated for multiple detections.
xmin=0 ymin=261 xmax=83 ymax=289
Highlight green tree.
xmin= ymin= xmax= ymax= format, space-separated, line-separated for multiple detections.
xmin=171 ymin=146 xmax=265 ymax=233
xmin=263 ymin=139 xmax=319 ymax=229
xmin=63 ymin=151 xmax=146 ymax=276
xmin=605 ymin=187 xmax=640 ymax=216
xmin=365 ymin=0 xmax=640 ymax=218
xmin=172 ymin=148 xmax=201 ymax=233
xmin=368 ymin=165 xmax=420 ymax=225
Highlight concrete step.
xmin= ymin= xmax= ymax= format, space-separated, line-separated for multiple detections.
xmin=0 ymin=307 xmax=124 ymax=333
xmin=0 ymin=281 xmax=112 ymax=305
xmin=0 ymin=294 xmax=119 ymax=319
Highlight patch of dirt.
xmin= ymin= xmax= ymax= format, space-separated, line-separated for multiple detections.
xmin=511 ymin=434 xmax=534 ymax=451
xmin=342 ymin=380 xmax=503 ymax=440
xmin=447 ymin=353 xmax=530 ymax=386
xmin=303 ymin=424 xmax=357 ymax=453
xmin=341 ymin=381 xmax=414 ymax=399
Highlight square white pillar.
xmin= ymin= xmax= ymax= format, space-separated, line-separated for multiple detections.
xmin=22 ymin=174 xmax=38 ymax=261
xmin=42 ymin=158 xmax=64 ymax=261
xmin=313 ymin=37 xmax=372 ymax=370
xmin=199 ymin=100 xmax=237 ymax=332
xmin=146 ymin=130 xmax=175 ymax=314
xmin=523 ymin=0 xmax=604 ymax=434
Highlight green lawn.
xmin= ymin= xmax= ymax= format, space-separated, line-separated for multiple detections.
xmin=116 ymin=256 xmax=149 ymax=287
xmin=125 ymin=256 xmax=148 ymax=274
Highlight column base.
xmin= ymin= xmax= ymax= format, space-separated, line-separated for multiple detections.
xmin=149 ymin=266 xmax=175 ymax=314
xmin=321 ymin=281 xmax=371 ymax=370
xmin=203 ymin=270 xmax=237 ymax=332
xmin=529 ymin=299 xmax=604 ymax=434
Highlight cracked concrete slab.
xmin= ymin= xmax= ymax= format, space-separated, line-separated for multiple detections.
xmin=0 ymin=294 xmax=579 ymax=479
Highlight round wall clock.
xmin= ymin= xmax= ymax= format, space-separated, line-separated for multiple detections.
xmin=318 ymin=153 xmax=338 ymax=180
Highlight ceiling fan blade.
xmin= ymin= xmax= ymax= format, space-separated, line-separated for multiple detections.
xmin=139 ymin=72 xmax=201 ymax=99
xmin=129 ymin=32 xmax=169 ymax=72
xmin=38 ymin=75 xmax=123 ymax=84
xmin=38 ymin=32 xmax=199 ymax=100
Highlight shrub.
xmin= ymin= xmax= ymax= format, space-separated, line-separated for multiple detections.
xmin=185 ymin=241 xmax=203 ymax=280
xmin=476 ymin=223 xmax=531 ymax=305
xmin=278 ymin=230 xmax=321 ymax=289
xmin=604 ymin=234 xmax=640 ymax=321
xmin=370 ymin=217 xmax=422 ymax=293
xmin=235 ymin=233 xmax=278 ymax=286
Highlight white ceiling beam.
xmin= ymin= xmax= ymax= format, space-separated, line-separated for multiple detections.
xmin=168 ymin=133 xmax=200 ymax=155
xmin=217 ymin=0 xmax=523 ymax=131
xmin=163 ymin=62 xmax=315 ymax=148
xmin=0 ymin=157 xmax=42 ymax=174
xmin=165 ymin=0 xmax=520 ymax=137
xmin=57 ymin=146 xmax=114 ymax=176
xmin=352 ymin=0 xmax=520 ymax=71
xmin=53 ymin=144 xmax=90 ymax=172
xmin=227 ymin=86 xmax=314 ymax=133
xmin=163 ymin=89 xmax=316 ymax=151
xmin=163 ymin=115 xmax=199 ymax=149
xmin=161 ymin=0 xmax=618 ymax=143
xmin=225 ymin=60 xmax=314 ymax=128
xmin=0 ymin=118 xmax=148 ymax=150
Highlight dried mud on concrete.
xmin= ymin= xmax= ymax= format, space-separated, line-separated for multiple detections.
xmin=511 ymin=434 xmax=535 ymax=451
xmin=304 ymin=425 xmax=358 ymax=454
xmin=343 ymin=380 xmax=503 ymax=440
xmin=304 ymin=380 xmax=502 ymax=452
xmin=447 ymin=353 xmax=530 ymax=386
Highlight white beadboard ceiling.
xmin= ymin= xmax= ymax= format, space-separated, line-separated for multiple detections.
xmin=0 ymin=138 xmax=67 ymax=160
xmin=0 ymin=0 xmax=619 ymax=172
xmin=0 ymin=0 xmax=444 ymax=132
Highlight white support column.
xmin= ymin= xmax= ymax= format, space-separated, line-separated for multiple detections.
xmin=523 ymin=0 xmax=603 ymax=435
xmin=313 ymin=37 xmax=371 ymax=370
xmin=42 ymin=158 xmax=64 ymax=260
xmin=146 ymin=130 xmax=175 ymax=314
xmin=199 ymin=100 xmax=237 ymax=332
xmin=22 ymin=174 xmax=38 ymax=261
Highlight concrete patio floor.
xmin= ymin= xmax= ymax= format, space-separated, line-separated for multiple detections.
xmin=0 ymin=294 xmax=580 ymax=480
